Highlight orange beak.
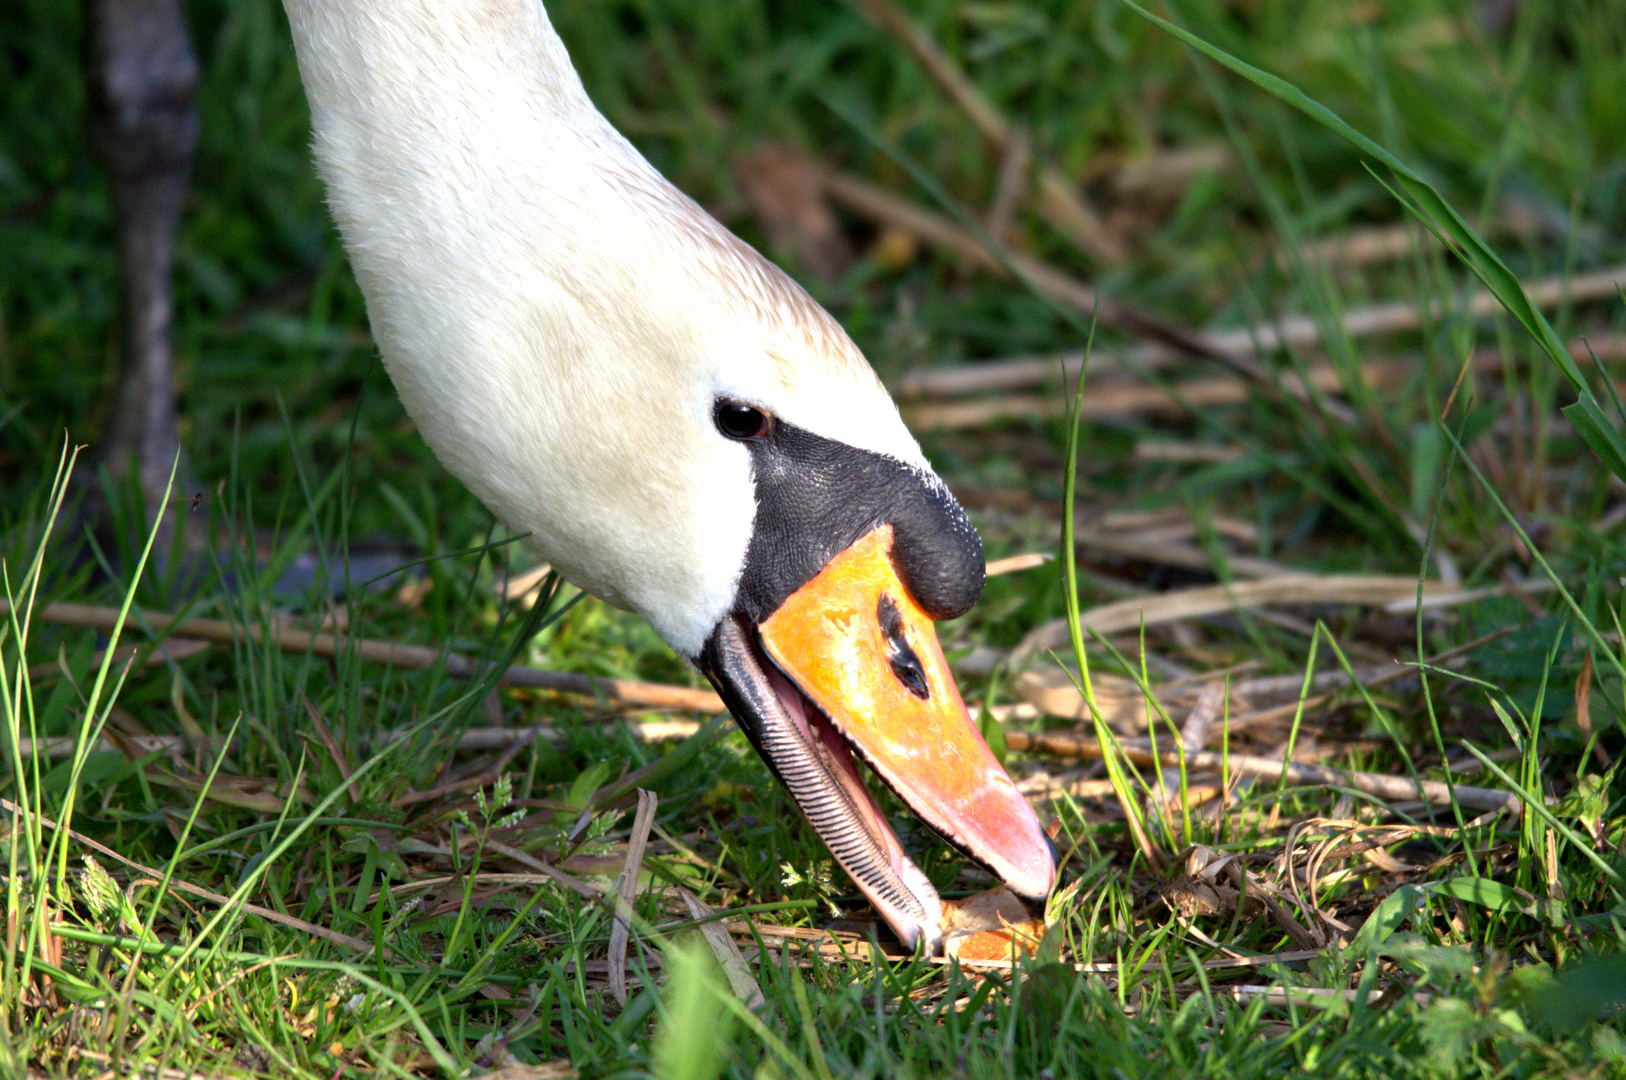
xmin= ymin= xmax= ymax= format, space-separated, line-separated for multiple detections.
xmin=754 ymin=525 xmax=1056 ymax=934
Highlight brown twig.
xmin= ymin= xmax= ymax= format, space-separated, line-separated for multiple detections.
xmin=897 ymin=268 xmax=1626 ymax=400
xmin=17 ymin=720 xmax=708 ymax=761
xmin=821 ymin=170 xmax=1218 ymax=361
xmin=607 ymin=789 xmax=658 ymax=1006
xmin=0 ymin=598 xmax=726 ymax=714
xmin=1012 ymin=574 xmax=1465 ymax=665
xmin=998 ymin=732 xmax=1516 ymax=814
xmin=902 ymin=333 xmax=1626 ymax=430
xmin=852 ymin=0 xmax=1127 ymax=265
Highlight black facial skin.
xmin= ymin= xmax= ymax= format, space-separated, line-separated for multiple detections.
xmin=709 ymin=400 xmax=985 ymax=624
xmin=691 ymin=400 xmax=1026 ymax=944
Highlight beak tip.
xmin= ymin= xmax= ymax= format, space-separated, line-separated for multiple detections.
xmin=1010 ymin=860 xmax=1059 ymax=907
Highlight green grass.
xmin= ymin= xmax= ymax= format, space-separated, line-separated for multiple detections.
xmin=5 ymin=0 xmax=1626 ymax=1076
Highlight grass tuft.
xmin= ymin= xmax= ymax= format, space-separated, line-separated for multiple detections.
xmin=4 ymin=0 xmax=1626 ymax=1076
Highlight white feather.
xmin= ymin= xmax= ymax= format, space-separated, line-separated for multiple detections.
xmin=282 ymin=0 xmax=930 ymax=656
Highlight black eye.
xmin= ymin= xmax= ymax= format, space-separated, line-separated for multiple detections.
xmin=714 ymin=401 xmax=770 ymax=441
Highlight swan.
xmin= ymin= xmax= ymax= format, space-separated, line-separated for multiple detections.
xmin=281 ymin=0 xmax=1056 ymax=951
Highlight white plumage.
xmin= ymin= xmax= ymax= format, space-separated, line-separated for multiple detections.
xmin=282 ymin=0 xmax=1057 ymax=951
xmin=283 ymin=0 xmax=928 ymax=657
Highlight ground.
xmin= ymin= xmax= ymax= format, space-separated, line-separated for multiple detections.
xmin=2 ymin=1 xmax=1625 ymax=1076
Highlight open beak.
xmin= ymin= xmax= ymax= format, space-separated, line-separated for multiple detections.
xmin=698 ymin=524 xmax=1056 ymax=952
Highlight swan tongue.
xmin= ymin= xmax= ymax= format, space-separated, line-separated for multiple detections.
xmin=757 ymin=526 xmax=1057 ymax=912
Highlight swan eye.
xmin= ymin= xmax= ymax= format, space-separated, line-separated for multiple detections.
xmin=714 ymin=401 xmax=771 ymax=441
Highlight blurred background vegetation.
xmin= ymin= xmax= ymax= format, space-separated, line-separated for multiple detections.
xmin=3 ymin=0 xmax=1626 ymax=1075
xmin=6 ymin=0 xmax=1622 ymax=550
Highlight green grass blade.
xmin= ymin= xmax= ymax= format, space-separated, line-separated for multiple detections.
xmin=1119 ymin=0 xmax=1626 ymax=482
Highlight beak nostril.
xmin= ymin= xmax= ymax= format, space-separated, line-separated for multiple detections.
xmin=888 ymin=650 xmax=929 ymax=699
xmin=877 ymin=593 xmax=930 ymax=700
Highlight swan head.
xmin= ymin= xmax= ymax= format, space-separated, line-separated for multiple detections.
xmin=687 ymin=393 xmax=1059 ymax=954
xmin=281 ymin=0 xmax=1057 ymax=952
xmin=474 ymin=244 xmax=1059 ymax=951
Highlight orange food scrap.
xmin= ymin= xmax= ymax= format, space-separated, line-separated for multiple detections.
xmin=941 ymin=886 xmax=1046 ymax=962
